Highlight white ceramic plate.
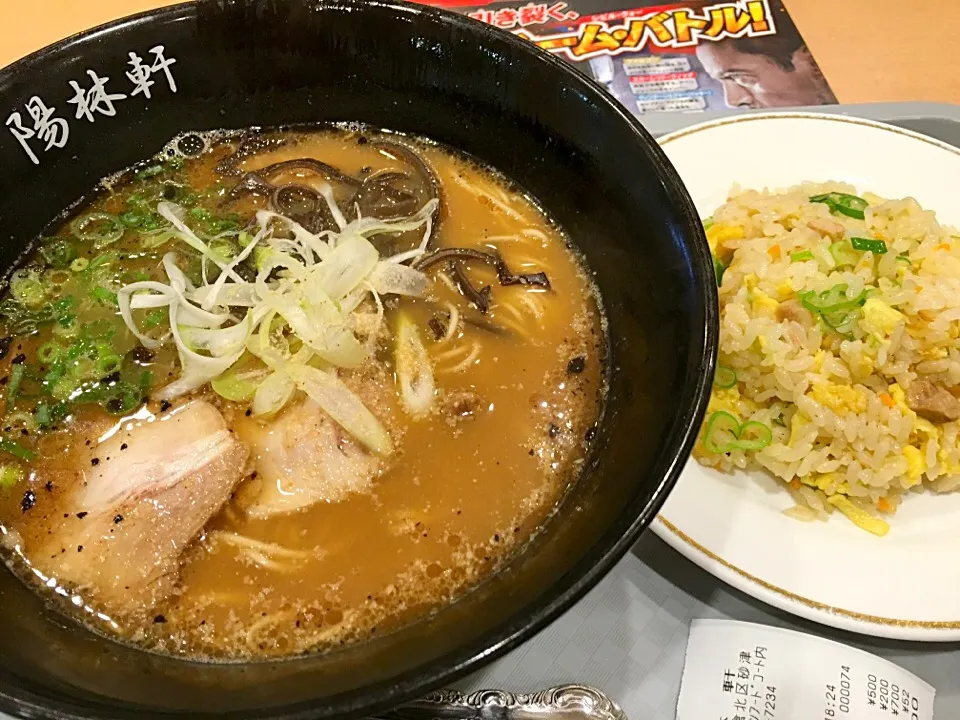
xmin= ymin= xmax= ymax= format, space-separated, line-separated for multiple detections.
xmin=652 ymin=112 xmax=960 ymax=641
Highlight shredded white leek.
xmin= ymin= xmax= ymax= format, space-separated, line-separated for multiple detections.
xmin=286 ymin=363 xmax=393 ymax=456
xmin=395 ymin=313 xmax=435 ymax=418
xmin=117 ymin=198 xmax=437 ymax=454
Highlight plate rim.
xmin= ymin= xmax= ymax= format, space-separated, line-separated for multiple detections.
xmin=653 ymin=110 xmax=960 ymax=642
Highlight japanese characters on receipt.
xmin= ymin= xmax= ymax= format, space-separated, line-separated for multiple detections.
xmin=677 ymin=620 xmax=935 ymax=720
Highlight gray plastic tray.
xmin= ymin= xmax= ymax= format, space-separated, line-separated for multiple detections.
xmin=638 ymin=101 xmax=960 ymax=148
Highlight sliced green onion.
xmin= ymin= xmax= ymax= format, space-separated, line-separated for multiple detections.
xmin=50 ymin=377 xmax=79 ymax=401
xmin=126 ymin=191 xmax=149 ymax=210
xmin=850 ymin=237 xmax=888 ymax=254
xmin=0 ymin=438 xmax=35 ymax=461
xmin=141 ymin=215 xmax=163 ymax=232
xmin=44 ymin=269 xmax=70 ymax=287
xmin=56 ymin=314 xmax=77 ymax=330
xmin=254 ymin=246 xmax=275 ymax=271
xmin=81 ymin=319 xmax=116 ymax=342
xmin=141 ymin=229 xmax=178 ymax=249
xmin=33 ymin=403 xmax=51 ymax=427
xmin=737 ymin=421 xmax=773 ymax=451
xmin=829 ymin=241 xmax=859 ymax=268
xmin=187 ymin=206 xmax=240 ymax=236
xmin=896 ymin=254 xmax=912 ymax=265
xmin=69 ymin=357 xmax=96 ymax=381
xmin=41 ymin=239 xmax=78 ymax=269
xmin=211 ymin=352 xmax=269 ymax=402
xmin=96 ymin=354 xmax=123 ymax=376
xmin=7 ymin=363 xmax=25 ymax=407
xmin=799 ymin=284 xmax=867 ymax=314
xmin=810 ymin=192 xmax=868 ymax=220
xmin=120 ymin=210 xmax=165 ymax=233
xmin=36 ymin=402 xmax=70 ymax=428
xmin=92 ymin=286 xmax=119 ymax=307
xmin=703 ymin=411 xmax=741 ymax=454
xmin=179 ymin=191 xmax=199 ymax=208
xmin=4 ymin=411 xmax=36 ymax=433
xmin=83 ymin=253 xmax=116 ymax=277
xmin=822 ymin=309 xmax=858 ymax=332
xmin=800 ymin=284 xmax=845 ymax=312
xmin=53 ymin=296 xmax=76 ymax=325
xmin=0 ymin=462 xmax=24 ymax=488
xmin=799 ymin=284 xmax=868 ymax=336
xmin=70 ymin=257 xmax=90 ymax=272
xmin=65 ymin=339 xmax=90 ymax=361
xmin=104 ymin=383 xmax=145 ymax=415
xmin=11 ymin=276 xmax=46 ymax=307
xmin=834 ymin=196 xmax=868 ymax=220
xmin=703 ymin=217 xmax=715 ymax=231
xmin=68 ymin=370 xmax=147 ymax=415
xmin=43 ymin=359 xmax=65 ymax=387
xmin=210 ymin=219 xmax=239 ymax=235
xmin=143 ymin=309 xmax=166 ymax=329
xmin=71 ymin=213 xmax=124 ymax=247
xmin=790 ymin=250 xmax=814 ymax=262
xmin=53 ymin=321 xmax=79 ymax=340
xmin=36 ymin=341 xmax=63 ymax=365
xmin=119 ymin=210 xmax=147 ymax=228
xmin=210 ymin=238 xmax=238 ymax=264
xmin=703 ymin=411 xmax=773 ymax=454
xmin=713 ymin=256 xmax=726 ymax=287
xmin=135 ymin=164 xmax=165 ymax=180
xmin=714 ymin=365 xmax=737 ymax=389
xmin=62 ymin=348 xmax=87 ymax=373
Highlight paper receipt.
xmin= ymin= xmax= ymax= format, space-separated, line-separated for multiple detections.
xmin=676 ymin=620 xmax=935 ymax=720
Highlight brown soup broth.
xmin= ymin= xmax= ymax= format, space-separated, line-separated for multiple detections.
xmin=0 ymin=126 xmax=606 ymax=660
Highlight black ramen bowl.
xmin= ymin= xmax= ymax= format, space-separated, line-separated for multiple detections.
xmin=0 ymin=1 xmax=716 ymax=717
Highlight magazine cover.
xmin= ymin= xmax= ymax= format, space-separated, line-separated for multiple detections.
xmin=422 ymin=0 xmax=837 ymax=115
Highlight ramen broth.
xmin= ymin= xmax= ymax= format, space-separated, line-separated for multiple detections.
xmin=0 ymin=127 xmax=605 ymax=659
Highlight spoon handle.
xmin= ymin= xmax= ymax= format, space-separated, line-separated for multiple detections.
xmin=373 ymin=684 xmax=628 ymax=720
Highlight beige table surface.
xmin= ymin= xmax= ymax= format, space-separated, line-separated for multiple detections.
xmin=1 ymin=0 xmax=959 ymax=105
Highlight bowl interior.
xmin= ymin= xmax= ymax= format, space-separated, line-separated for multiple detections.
xmin=0 ymin=1 xmax=715 ymax=717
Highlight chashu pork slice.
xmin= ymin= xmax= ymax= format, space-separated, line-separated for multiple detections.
xmin=234 ymin=397 xmax=382 ymax=518
xmin=36 ymin=400 xmax=248 ymax=613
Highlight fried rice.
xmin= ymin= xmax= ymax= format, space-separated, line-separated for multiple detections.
xmin=694 ymin=182 xmax=960 ymax=536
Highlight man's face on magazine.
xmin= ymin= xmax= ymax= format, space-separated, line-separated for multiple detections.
xmin=697 ymin=42 xmax=824 ymax=109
